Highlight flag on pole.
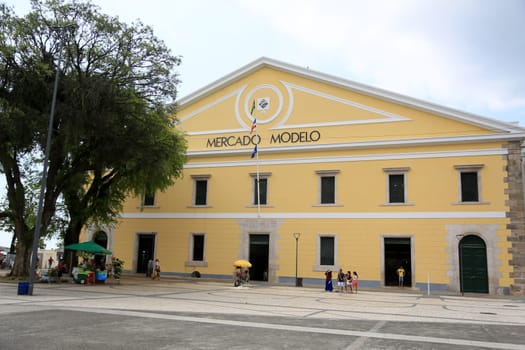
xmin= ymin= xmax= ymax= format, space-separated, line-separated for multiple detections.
xmin=250 ymin=118 xmax=257 ymax=134
xmin=250 ymin=144 xmax=258 ymax=159
xmin=250 ymin=99 xmax=256 ymax=115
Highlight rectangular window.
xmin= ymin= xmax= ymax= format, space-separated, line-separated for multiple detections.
xmin=195 ymin=179 xmax=208 ymax=205
xmin=320 ymin=236 xmax=335 ymax=265
xmin=460 ymin=171 xmax=479 ymax=202
xmin=321 ymin=176 xmax=335 ymax=204
xmin=389 ymin=174 xmax=405 ymax=203
xmin=316 ymin=170 xmax=339 ymax=205
xmin=455 ymin=165 xmax=483 ymax=203
xmin=192 ymin=234 xmax=205 ymax=261
xmin=250 ymin=172 xmax=271 ymax=206
xmin=254 ymin=178 xmax=268 ymax=205
xmin=384 ymin=167 xmax=409 ymax=204
xmin=191 ymin=174 xmax=211 ymax=207
xmin=142 ymin=192 xmax=155 ymax=206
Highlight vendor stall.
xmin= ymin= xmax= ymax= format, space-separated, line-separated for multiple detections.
xmin=65 ymin=241 xmax=112 ymax=284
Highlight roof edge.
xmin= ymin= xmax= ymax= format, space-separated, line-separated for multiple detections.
xmin=176 ymin=57 xmax=525 ymax=134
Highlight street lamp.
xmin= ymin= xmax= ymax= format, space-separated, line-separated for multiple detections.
xmin=28 ymin=24 xmax=75 ymax=295
xmin=293 ymin=232 xmax=301 ymax=287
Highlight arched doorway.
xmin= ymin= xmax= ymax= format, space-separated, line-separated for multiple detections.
xmin=93 ymin=231 xmax=108 ymax=267
xmin=459 ymin=235 xmax=488 ymax=293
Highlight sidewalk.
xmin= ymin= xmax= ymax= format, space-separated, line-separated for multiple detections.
xmin=1 ymin=269 xmax=522 ymax=299
xmin=1 ymin=272 xmax=524 ymax=324
xmin=1 ymin=272 xmax=524 ymax=350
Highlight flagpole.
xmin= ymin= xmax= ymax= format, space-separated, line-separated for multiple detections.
xmin=255 ymin=127 xmax=261 ymax=218
xmin=249 ymin=99 xmax=261 ymax=218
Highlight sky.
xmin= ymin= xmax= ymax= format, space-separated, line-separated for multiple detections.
xmin=1 ymin=0 xmax=525 ymax=248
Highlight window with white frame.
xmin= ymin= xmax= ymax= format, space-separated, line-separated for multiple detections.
xmin=192 ymin=234 xmax=205 ymax=261
xmin=250 ymin=172 xmax=271 ymax=206
xmin=185 ymin=233 xmax=208 ymax=267
xmin=316 ymin=170 xmax=339 ymax=204
xmin=191 ymin=174 xmax=211 ymax=206
xmin=383 ymin=167 xmax=410 ymax=204
xmin=454 ymin=165 xmax=483 ymax=203
xmin=142 ymin=191 xmax=155 ymax=206
xmin=320 ymin=236 xmax=335 ymax=266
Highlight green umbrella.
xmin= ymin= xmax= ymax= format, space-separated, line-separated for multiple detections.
xmin=64 ymin=241 xmax=112 ymax=255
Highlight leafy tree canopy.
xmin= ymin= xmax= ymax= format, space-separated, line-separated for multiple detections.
xmin=0 ymin=0 xmax=187 ymax=277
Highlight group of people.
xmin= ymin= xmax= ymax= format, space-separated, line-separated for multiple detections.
xmin=147 ymin=258 xmax=161 ymax=280
xmin=324 ymin=268 xmax=358 ymax=293
xmin=233 ymin=267 xmax=250 ymax=287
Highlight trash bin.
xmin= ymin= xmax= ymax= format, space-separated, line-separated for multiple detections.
xmin=17 ymin=282 xmax=29 ymax=295
xmin=295 ymin=277 xmax=303 ymax=287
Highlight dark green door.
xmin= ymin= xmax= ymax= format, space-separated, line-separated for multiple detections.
xmin=459 ymin=235 xmax=488 ymax=293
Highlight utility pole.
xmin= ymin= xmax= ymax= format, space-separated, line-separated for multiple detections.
xmin=28 ymin=24 xmax=76 ymax=295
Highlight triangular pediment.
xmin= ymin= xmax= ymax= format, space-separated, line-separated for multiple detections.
xmin=176 ymin=57 xmax=525 ymax=153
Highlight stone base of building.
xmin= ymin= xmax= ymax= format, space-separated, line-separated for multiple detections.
xmin=510 ymin=284 xmax=525 ymax=296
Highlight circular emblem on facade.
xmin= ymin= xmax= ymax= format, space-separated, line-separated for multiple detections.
xmin=244 ymin=84 xmax=284 ymax=124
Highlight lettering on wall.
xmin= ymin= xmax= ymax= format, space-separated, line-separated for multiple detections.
xmin=206 ymin=130 xmax=321 ymax=148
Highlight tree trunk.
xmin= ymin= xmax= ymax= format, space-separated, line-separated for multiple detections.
xmin=63 ymin=218 xmax=85 ymax=270
xmin=10 ymin=239 xmax=32 ymax=277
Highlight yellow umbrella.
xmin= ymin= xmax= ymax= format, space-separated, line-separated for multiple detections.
xmin=233 ymin=259 xmax=252 ymax=268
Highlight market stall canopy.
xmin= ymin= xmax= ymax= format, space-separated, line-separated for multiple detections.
xmin=64 ymin=241 xmax=112 ymax=255
xmin=233 ymin=259 xmax=252 ymax=268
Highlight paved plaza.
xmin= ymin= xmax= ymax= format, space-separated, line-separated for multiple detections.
xmin=0 ymin=275 xmax=524 ymax=349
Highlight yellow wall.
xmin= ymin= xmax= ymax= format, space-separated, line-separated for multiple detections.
xmin=110 ymin=60 xmax=521 ymax=295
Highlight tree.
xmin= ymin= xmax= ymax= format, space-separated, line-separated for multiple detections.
xmin=0 ymin=0 xmax=186 ymax=277
xmin=0 ymin=153 xmax=69 ymax=251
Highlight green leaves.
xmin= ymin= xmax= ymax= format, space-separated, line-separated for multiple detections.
xmin=0 ymin=0 xmax=186 ymax=276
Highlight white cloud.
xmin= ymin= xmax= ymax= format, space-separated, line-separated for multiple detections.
xmin=5 ymin=0 xmax=525 ymax=123
xmin=239 ymin=0 xmax=525 ymax=123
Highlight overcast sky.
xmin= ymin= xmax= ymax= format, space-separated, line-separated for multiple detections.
xmin=1 ymin=0 xmax=525 ymax=247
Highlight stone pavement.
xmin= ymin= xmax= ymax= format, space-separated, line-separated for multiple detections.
xmin=0 ymin=274 xmax=524 ymax=349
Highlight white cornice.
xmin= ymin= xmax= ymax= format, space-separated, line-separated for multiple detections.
xmin=184 ymin=148 xmax=506 ymax=169
xmin=177 ymin=57 xmax=525 ymax=134
xmin=120 ymin=212 xmax=505 ymax=219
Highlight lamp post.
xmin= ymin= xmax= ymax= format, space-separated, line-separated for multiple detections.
xmin=293 ymin=232 xmax=301 ymax=287
xmin=28 ymin=24 xmax=75 ymax=296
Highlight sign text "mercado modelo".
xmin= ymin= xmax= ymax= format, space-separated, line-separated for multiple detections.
xmin=206 ymin=130 xmax=321 ymax=148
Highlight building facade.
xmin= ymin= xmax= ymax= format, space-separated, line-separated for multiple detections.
xmin=89 ymin=58 xmax=525 ymax=295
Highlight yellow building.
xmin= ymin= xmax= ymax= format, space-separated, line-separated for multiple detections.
xmin=87 ymin=58 xmax=525 ymax=295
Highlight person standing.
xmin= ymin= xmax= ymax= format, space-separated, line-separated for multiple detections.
xmin=112 ymin=257 xmax=123 ymax=280
xmin=337 ymin=268 xmax=346 ymax=293
xmin=346 ymin=270 xmax=353 ymax=293
xmin=152 ymin=258 xmax=161 ymax=280
xmin=48 ymin=256 xmax=54 ymax=269
xmin=352 ymin=271 xmax=359 ymax=294
xmin=57 ymin=259 xmax=66 ymax=279
xmin=397 ymin=266 xmax=405 ymax=287
xmin=324 ymin=270 xmax=333 ymax=292
xmin=147 ymin=259 xmax=154 ymax=278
